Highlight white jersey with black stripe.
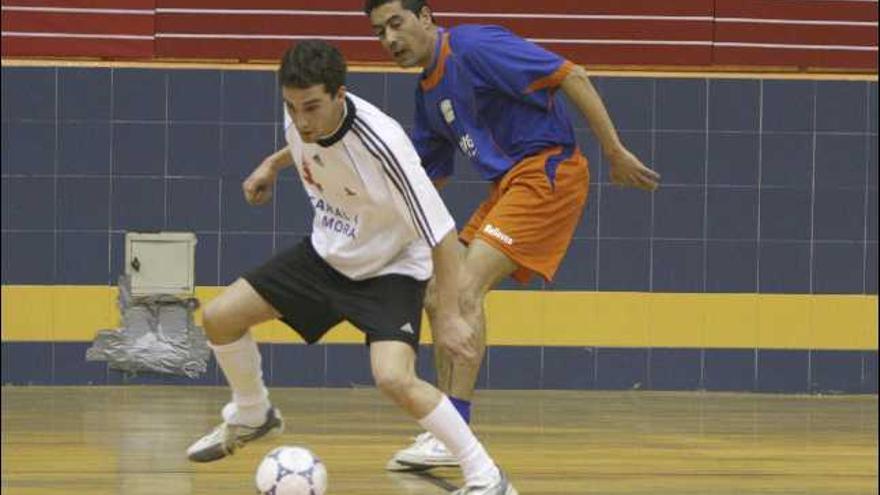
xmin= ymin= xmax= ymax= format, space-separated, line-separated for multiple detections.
xmin=283 ymin=92 xmax=455 ymax=281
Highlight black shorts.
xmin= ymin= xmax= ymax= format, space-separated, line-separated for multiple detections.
xmin=243 ymin=239 xmax=426 ymax=350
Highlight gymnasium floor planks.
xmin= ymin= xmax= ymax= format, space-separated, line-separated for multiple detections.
xmin=1 ymin=387 xmax=877 ymax=494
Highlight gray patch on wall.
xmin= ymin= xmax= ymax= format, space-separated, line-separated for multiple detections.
xmin=86 ymin=275 xmax=210 ymax=378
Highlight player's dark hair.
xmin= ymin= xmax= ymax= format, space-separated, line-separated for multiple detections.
xmin=278 ymin=40 xmax=347 ymax=95
xmin=363 ymin=0 xmax=430 ymax=17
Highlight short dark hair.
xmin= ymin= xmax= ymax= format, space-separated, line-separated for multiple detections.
xmin=278 ymin=40 xmax=346 ymax=95
xmin=363 ymin=0 xmax=429 ymax=16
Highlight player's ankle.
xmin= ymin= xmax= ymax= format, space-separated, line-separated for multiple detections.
xmin=467 ymin=463 xmax=500 ymax=486
xmin=230 ymin=401 xmax=271 ymax=427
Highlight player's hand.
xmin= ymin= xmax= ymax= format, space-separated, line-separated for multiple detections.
xmin=243 ymin=159 xmax=279 ymax=206
xmin=607 ymin=146 xmax=660 ymax=191
xmin=432 ymin=313 xmax=478 ymax=363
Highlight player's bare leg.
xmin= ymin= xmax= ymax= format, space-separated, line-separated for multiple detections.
xmin=187 ymin=279 xmax=284 ymax=462
xmin=430 ymin=240 xmax=467 ymax=398
xmin=388 ymin=240 xmax=517 ymax=471
xmin=442 ymin=240 xmax=517 ymax=400
xmin=372 ymin=340 xmax=517 ymax=494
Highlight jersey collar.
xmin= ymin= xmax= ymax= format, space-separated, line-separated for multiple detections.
xmin=421 ymin=28 xmax=450 ymax=91
xmin=317 ymin=96 xmax=356 ymax=148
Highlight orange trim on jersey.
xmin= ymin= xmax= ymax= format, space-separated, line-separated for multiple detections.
xmin=525 ymin=60 xmax=576 ymax=94
xmin=420 ymin=33 xmax=451 ymax=91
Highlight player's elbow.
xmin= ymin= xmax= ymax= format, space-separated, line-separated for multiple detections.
xmin=561 ymin=64 xmax=590 ymax=92
xmin=432 ymin=176 xmax=450 ymax=190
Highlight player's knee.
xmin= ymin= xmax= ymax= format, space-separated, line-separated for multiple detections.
xmin=201 ymin=302 xmax=222 ymax=336
xmin=373 ymin=366 xmax=416 ymax=400
xmin=201 ymin=301 xmax=236 ymax=342
xmin=458 ymin=277 xmax=486 ymax=317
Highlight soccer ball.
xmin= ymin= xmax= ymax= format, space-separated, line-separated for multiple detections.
xmin=255 ymin=446 xmax=328 ymax=495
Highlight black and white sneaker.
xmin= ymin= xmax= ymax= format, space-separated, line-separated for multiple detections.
xmin=186 ymin=406 xmax=283 ymax=463
xmin=453 ymin=468 xmax=518 ymax=495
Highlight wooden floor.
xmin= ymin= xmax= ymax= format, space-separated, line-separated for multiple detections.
xmin=1 ymin=387 xmax=877 ymax=494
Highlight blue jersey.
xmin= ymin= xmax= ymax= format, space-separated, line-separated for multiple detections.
xmin=413 ymin=25 xmax=578 ymax=182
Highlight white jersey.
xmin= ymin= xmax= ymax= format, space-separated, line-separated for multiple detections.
xmin=283 ymin=92 xmax=455 ymax=281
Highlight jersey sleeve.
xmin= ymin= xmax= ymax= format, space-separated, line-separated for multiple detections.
xmin=380 ymin=126 xmax=456 ymax=247
xmin=457 ymin=25 xmax=576 ymax=109
xmin=412 ymin=92 xmax=455 ymax=180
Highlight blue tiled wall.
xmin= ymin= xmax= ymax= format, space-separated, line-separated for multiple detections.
xmin=1 ymin=67 xmax=877 ymax=294
xmin=1 ymin=67 xmax=877 ymax=393
xmin=2 ymin=342 xmax=876 ymax=394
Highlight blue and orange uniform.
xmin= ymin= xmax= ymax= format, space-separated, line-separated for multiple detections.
xmin=413 ymin=24 xmax=590 ymax=282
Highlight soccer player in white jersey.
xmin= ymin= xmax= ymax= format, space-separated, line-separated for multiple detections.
xmin=185 ymin=40 xmax=517 ymax=495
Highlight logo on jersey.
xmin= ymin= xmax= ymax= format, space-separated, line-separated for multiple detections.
xmin=483 ymin=223 xmax=514 ymax=245
xmin=344 ymin=187 xmax=357 ymax=196
xmin=302 ymin=160 xmax=324 ymax=192
xmin=439 ymin=99 xmax=476 ymax=158
xmin=458 ymin=134 xmax=477 ymax=158
xmin=312 ymin=154 xmax=325 ymax=167
xmin=439 ymin=99 xmax=455 ymax=124
xmin=399 ymin=322 xmax=414 ymax=334
xmin=311 ymin=196 xmax=359 ymax=239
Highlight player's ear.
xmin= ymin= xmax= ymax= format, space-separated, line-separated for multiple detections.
xmin=334 ymin=85 xmax=347 ymax=102
xmin=418 ymin=5 xmax=434 ymax=27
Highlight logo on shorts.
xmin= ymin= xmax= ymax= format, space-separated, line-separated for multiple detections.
xmin=483 ymin=224 xmax=514 ymax=245
xmin=399 ymin=322 xmax=415 ymax=334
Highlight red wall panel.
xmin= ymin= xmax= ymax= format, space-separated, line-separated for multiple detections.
xmin=713 ymin=0 xmax=877 ymax=69
xmin=5 ymin=0 xmax=154 ymax=8
xmin=152 ymin=1 xmax=716 ymax=65
xmin=715 ymin=0 xmax=877 ymax=22
xmin=3 ymin=12 xmax=154 ymax=35
xmin=2 ymin=0 xmax=155 ymax=58
xmin=2 ymin=0 xmax=876 ymax=71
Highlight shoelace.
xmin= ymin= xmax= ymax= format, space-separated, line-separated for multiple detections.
xmin=204 ymin=423 xmax=243 ymax=455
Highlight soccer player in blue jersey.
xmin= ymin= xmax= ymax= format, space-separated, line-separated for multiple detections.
xmin=365 ymin=0 xmax=661 ymax=473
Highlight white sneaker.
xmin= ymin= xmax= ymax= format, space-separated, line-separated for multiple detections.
xmin=385 ymin=432 xmax=459 ymax=471
xmin=452 ymin=468 xmax=518 ymax=495
xmin=186 ymin=403 xmax=283 ymax=463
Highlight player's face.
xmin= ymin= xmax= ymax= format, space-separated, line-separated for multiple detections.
xmin=282 ymin=84 xmax=346 ymax=143
xmin=369 ymin=1 xmax=435 ymax=68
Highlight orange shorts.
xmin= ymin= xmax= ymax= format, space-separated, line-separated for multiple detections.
xmin=460 ymin=147 xmax=590 ymax=283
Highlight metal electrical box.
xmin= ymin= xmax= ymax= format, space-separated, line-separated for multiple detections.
xmin=125 ymin=232 xmax=197 ymax=297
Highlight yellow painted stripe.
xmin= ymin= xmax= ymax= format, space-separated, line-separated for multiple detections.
xmin=3 ymin=58 xmax=877 ymax=81
xmin=1 ymin=285 xmax=877 ymax=349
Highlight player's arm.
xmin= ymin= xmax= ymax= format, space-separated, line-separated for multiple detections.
xmin=432 ymin=176 xmax=451 ymax=190
xmin=243 ymin=147 xmax=295 ymax=206
xmin=457 ymin=26 xmax=659 ymax=190
xmin=560 ymin=67 xmax=660 ymax=191
xmin=245 ymin=105 xmax=301 ymax=206
xmin=261 ymin=147 xmax=295 ymax=171
xmin=413 ymin=93 xmax=455 ymax=189
xmin=383 ymin=128 xmax=475 ymax=360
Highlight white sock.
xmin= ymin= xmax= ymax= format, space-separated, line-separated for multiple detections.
xmin=211 ymin=332 xmax=270 ymax=427
xmin=418 ymin=395 xmax=499 ymax=485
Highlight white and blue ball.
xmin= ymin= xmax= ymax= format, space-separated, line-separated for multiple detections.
xmin=255 ymin=446 xmax=327 ymax=495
